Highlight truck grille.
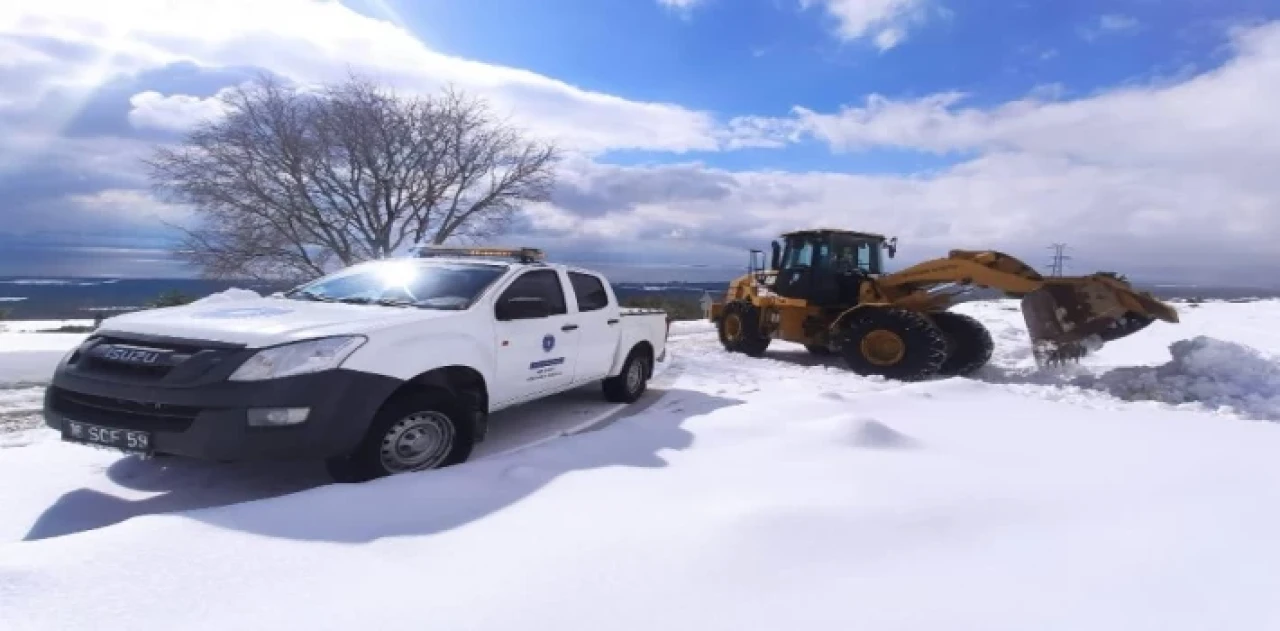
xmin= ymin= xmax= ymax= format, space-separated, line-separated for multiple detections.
xmin=70 ymin=333 xmax=246 ymax=384
xmin=48 ymin=387 xmax=200 ymax=432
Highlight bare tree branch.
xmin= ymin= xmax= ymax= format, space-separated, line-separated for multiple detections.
xmin=146 ymin=73 xmax=560 ymax=280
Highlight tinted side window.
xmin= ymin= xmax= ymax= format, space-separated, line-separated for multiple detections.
xmin=568 ymin=272 xmax=610 ymax=312
xmin=498 ymin=270 xmax=567 ymax=315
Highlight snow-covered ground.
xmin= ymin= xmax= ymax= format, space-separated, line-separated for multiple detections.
xmin=3 ymin=299 xmax=1280 ymax=630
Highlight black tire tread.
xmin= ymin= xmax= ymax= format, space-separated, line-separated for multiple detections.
xmin=602 ymin=347 xmax=651 ymax=403
xmin=930 ymin=311 xmax=994 ymax=377
xmin=839 ymin=307 xmax=948 ymax=381
xmin=325 ymin=388 xmax=473 ymax=483
xmin=718 ymin=300 xmax=771 ymax=357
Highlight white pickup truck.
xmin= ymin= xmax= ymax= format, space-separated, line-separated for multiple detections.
xmin=42 ymin=247 xmax=670 ymax=482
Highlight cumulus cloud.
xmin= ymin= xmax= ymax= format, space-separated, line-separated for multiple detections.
xmin=1082 ymin=14 xmax=1140 ymax=40
xmin=523 ymin=150 xmax=1277 ymax=285
xmin=127 ymin=90 xmax=228 ymax=132
xmin=0 ymin=0 xmax=740 ymax=154
xmin=798 ymin=0 xmax=936 ymax=51
xmin=509 ymin=22 xmax=1280 ymax=284
xmin=657 ymin=0 xmax=706 ymax=14
xmin=64 ymin=188 xmax=191 ymax=224
xmin=789 ymin=22 xmax=1280 ymax=178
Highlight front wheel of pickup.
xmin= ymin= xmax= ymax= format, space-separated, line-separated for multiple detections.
xmin=325 ymin=389 xmax=474 ymax=483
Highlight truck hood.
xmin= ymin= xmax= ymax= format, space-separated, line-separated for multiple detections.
xmin=96 ymin=297 xmax=461 ymax=347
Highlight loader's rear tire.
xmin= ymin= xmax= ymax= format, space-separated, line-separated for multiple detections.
xmin=930 ymin=311 xmax=994 ymax=377
xmin=718 ymin=300 xmax=771 ymax=357
xmin=839 ymin=307 xmax=948 ymax=381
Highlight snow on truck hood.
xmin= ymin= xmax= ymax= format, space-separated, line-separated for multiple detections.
xmin=96 ymin=297 xmax=454 ymax=347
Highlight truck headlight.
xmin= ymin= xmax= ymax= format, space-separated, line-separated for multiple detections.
xmin=228 ymin=336 xmax=366 ymax=382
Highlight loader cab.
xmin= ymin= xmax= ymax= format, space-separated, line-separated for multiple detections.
xmin=769 ymin=229 xmax=895 ymax=306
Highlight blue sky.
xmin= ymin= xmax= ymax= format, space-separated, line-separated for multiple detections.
xmin=2 ymin=0 xmax=1280 ymax=284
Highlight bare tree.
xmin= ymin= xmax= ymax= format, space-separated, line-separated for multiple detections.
xmin=147 ymin=73 xmax=560 ymax=280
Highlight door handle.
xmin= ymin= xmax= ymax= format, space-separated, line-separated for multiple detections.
xmin=561 ymin=324 xmax=579 ymax=331
xmin=606 ymin=319 xmax=619 ymax=325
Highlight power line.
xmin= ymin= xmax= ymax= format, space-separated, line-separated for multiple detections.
xmin=1047 ymin=243 xmax=1071 ymax=276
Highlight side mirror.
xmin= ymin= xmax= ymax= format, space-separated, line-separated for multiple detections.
xmin=770 ymin=241 xmax=781 ymax=270
xmin=884 ymin=237 xmax=898 ymax=259
xmin=496 ymin=296 xmax=548 ymax=321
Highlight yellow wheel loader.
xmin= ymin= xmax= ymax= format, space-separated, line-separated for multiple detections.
xmin=708 ymin=229 xmax=1180 ymax=381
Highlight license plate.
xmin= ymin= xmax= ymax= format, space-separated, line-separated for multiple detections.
xmin=61 ymin=419 xmax=152 ymax=455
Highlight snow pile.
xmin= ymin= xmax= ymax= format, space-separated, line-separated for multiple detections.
xmin=1079 ymin=336 xmax=1280 ymax=420
xmin=190 ymin=288 xmax=262 ymax=304
xmin=843 ymin=416 xmax=920 ymax=450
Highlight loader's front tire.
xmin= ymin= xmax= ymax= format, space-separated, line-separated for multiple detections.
xmin=839 ymin=307 xmax=948 ymax=381
xmin=718 ymin=300 xmax=771 ymax=357
xmin=930 ymin=311 xmax=994 ymax=377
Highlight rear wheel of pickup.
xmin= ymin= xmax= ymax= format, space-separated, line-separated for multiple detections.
xmin=325 ymin=388 xmax=474 ymax=483
xmin=602 ymin=347 xmax=651 ymax=403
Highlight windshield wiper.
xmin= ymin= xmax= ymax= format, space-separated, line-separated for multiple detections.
xmin=289 ymin=290 xmax=335 ymax=302
xmin=334 ymin=296 xmax=415 ymax=308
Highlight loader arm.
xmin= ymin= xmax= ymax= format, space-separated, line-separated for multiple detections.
xmin=869 ymin=249 xmax=1048 ymax=299
xmin=865 ymin=249 xmax=1179 ymax=364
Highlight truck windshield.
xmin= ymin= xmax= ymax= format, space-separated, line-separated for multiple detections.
xmin=283 ymin=260 xmax=507 ymax=310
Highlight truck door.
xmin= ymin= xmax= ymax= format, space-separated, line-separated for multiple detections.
xmin=492 ymin=268 xmax=581 ymax=405
xmin=566 ymin=270 xmax=617 ymax=384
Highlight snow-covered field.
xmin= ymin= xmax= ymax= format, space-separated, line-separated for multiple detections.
xmin=3 ymin=299 xmax=1280 ymax=630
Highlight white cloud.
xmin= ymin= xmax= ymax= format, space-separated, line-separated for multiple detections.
xmin=526 ymin=149 xmax=1279 ymax=285
xmin=1099 ymin=14 xmax=1139 ymax=32
xmin=515 ymin=22 xmax=1280 ymax=284
xmin=798 ymin=0 xmax=933 ymax=51
xmin=1081 ymin=14 xmax=1140 ymax=41
xmin=127 ymin=90 xmax=229 ymax=132
xmin=66 ymin=188 xmax=191 ymax=224
xmin=789 ymin=21 xmax=1280 ymax=176
xmin=0 ymin=0 xmax=737 ymax=154
xmin=658 ymin=0 xmax=706 ymax=12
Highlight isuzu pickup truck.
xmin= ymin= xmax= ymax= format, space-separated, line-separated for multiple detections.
xmin=42 ymin=247 xmax=670 ymax=482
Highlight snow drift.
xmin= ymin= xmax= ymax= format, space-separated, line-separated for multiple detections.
xmin=191 ymin=288 xmax=263 ymax=304
xmin=1081 ymin=336 xmax=1280 ymax=420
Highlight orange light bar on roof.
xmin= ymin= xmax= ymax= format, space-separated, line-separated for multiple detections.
xmin=411 ymin=245 xmax=546 ymax=263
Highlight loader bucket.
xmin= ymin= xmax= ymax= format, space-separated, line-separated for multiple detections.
xmin=1020 ymin=277 xmax=1179 ymax=365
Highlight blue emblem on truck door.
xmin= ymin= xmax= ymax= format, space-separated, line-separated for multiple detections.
xmin=530 ymin=334 xmax=564 ymax=381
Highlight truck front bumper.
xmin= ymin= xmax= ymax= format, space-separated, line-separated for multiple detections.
xmin=43 ymin=368 xmax=402 ymax=462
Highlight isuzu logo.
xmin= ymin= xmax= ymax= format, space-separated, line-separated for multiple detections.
xmin=91 ymin=344 xmax=169 ymax=366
